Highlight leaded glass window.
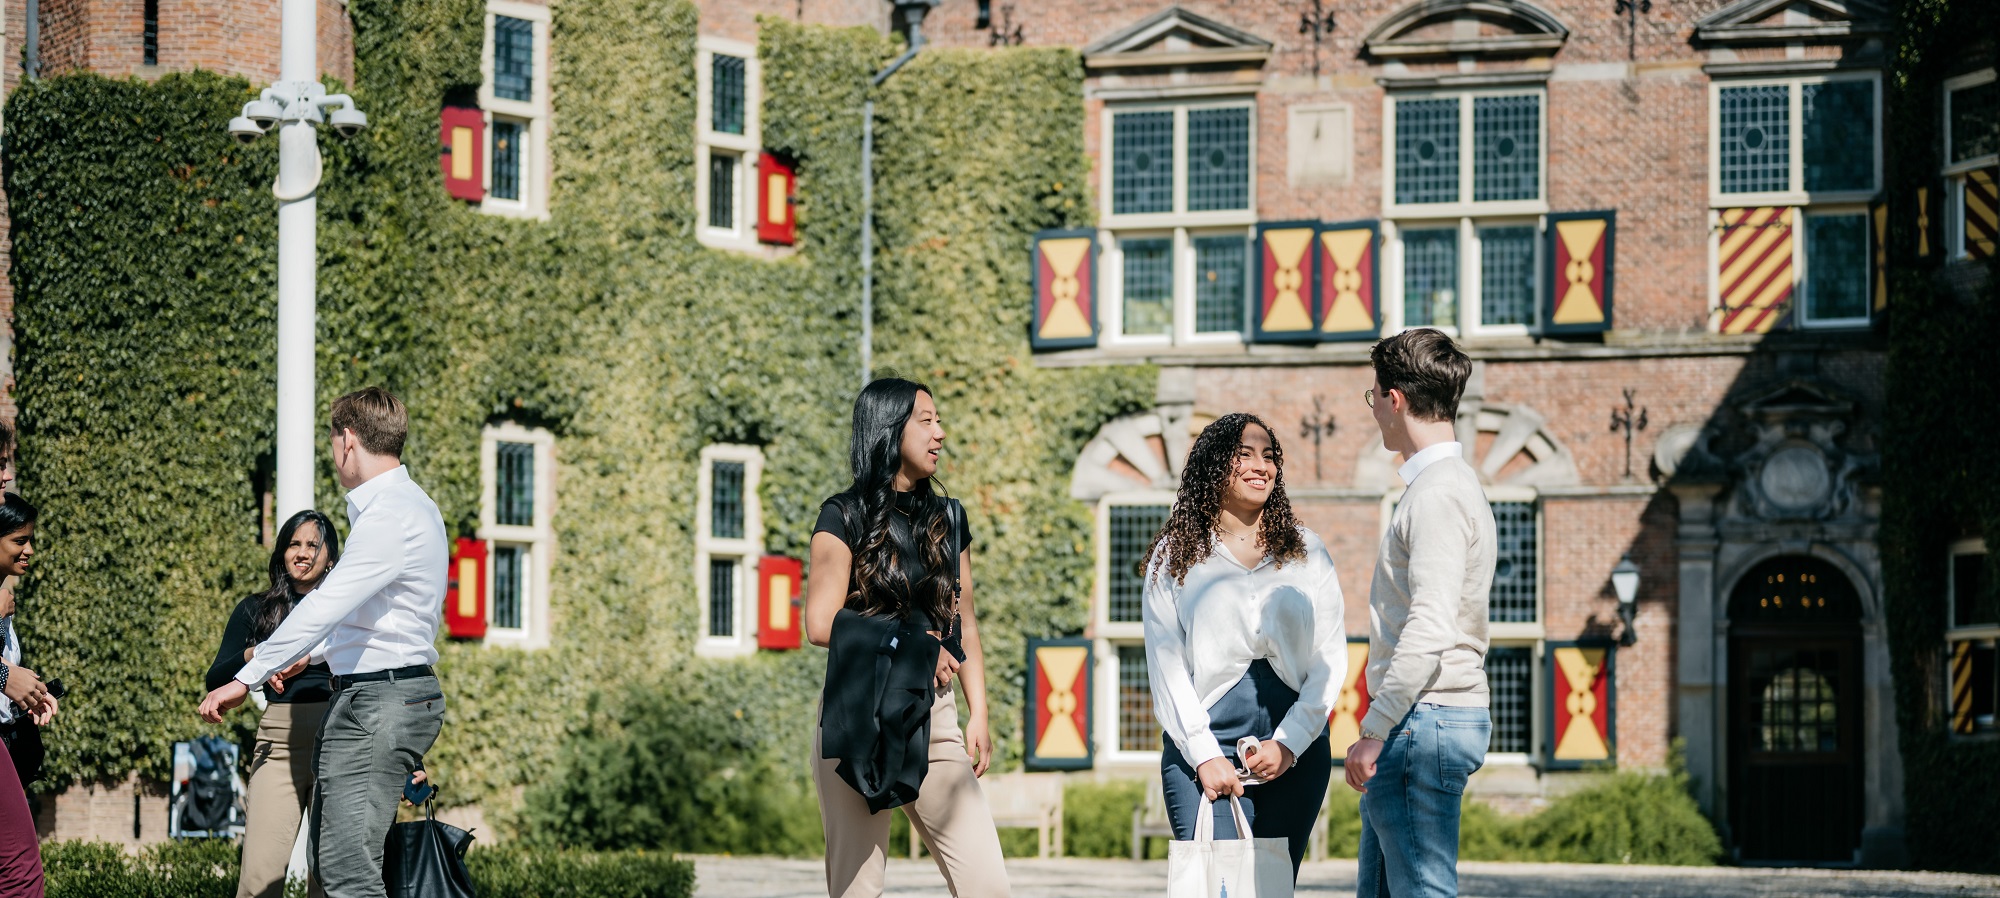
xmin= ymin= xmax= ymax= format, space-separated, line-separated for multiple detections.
xmin=493 ymin=544 xmax=524 ymax=629
xmin=1193 ymin=234 xmax=1247 ymax=335
xmin=1803 ymin=214 xmax=1869 ymax=322
xmin=1719 ymin=85 xmax=1791 ymax=195
xmin=1120 ymin=238 xmax=1173 ymax=336
xmin=1402 ymin=228 xmax=1458 ymax=328
xmin=712 ymin=55 xmax=746 ymax=135
xmin=1950 ymin=79 xmax=1999 ymax=166
xmin=708 ymin=557 xmax=736 ymax=638
xmin=1488 ymin=646 xmax=1533 ymax=753
xmin=1118 ymin=645 xmax=1161 ymax=752
xmin=1108 ymin=504 xmax=1170 ymax=622
xmin=1113 ymin=112 xmax=1174 ymax=216
xmin=1474 ymin=95 xmax=1540 ymax=202
xmin=709 ymin=153 xmax=737 ymax=229
xmin=1396 ymin=99 xmax=1460 ymax=205
xmin=1479 ymin=226 xmax=1536 ymax=327
xmin=1187 ymin=107 xmax=1251 ymax=212
xmin=711 ymin=460 xmax=745 ymax=540
xmin=1803 ymin=80 xmax=1874 ymax=193
xmin=1952 ymin=546 xmax=1992 ymax=629
xmin=491 ymin=119 xmax=523 ymax=202
xmin=1758 ymin=663 xmax=1840 ymax=753
xmin=493 ymin=16 xmax=535 ymax=103
xmin=1490 ymin=501 xmax=1538 ymax=623
xmin=496 ymin=441 xmax=535 ymax=527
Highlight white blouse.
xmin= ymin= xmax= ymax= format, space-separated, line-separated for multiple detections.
xmin=1143 ymin=527 xmax=1347 ymax=767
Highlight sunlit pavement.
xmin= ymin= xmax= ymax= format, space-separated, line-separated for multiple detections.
xmin=691 ymin=855 xmax=2000 ymax=898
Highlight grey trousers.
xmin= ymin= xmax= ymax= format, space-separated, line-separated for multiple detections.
xmin=310 ymin=674 xmax=445 ymax=898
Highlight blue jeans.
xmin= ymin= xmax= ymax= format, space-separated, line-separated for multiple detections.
xmin=1161 ymin=660 xmax=1334 ymax=876
xmin=1356 ymin=704 xmax=1490 ymax=898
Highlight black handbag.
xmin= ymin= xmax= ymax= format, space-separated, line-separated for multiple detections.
xmin=382 ymin=799 xmax=477 ymax=898
xmin=0 ymin=717 xmax=44 ymax=788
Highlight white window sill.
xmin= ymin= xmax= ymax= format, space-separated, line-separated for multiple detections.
xmin=695 ymin=638 xmax=756 ymax=659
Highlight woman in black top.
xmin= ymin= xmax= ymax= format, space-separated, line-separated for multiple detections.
xmin=806 ymin=377 xmax=1009 ymax=898
xmin=204 ymin=509 xmax=339 ymax=898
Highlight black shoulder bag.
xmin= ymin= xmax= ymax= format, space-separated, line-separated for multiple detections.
xmin=383 ymin=793 xmax=478 ymax=898
xmin=939 ymin=499 xmax=967 ymax=663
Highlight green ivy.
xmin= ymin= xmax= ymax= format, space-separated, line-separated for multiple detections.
xmin=5 ymin=0 xmax=1150 ymax=839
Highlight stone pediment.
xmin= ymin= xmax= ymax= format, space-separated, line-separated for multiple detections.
xmin=1695 ymin=0 xmax=1888 ymax=44
xmin=1083 ymin=6 xmax=1272 ymax=69
xmin=1363 ymin=0 xmax=1569 ymax=59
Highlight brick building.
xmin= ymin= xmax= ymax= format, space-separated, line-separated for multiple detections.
xmin=6 ymin=0 xmax=1993 ymax=870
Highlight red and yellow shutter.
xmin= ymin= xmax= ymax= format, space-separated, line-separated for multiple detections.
xmin=1328 ymin=639 xmax=1372 ymax=760
xmin=1951 ymin=640 xmax=1978 ymax=735
xmin=1872 ymin=201 xmax=1889 ymax=313
xmin=1030 ymin=229 xmax=1098 ymax=351
xmin=1024 ymin=638 xmax=1093 ymax=770
xmin=1542 ymin=210 xmax=1616 ymax=336
xmin=1253 ymin=220 xmax=1320 ymax=344
xmin=757 ymin=152 xmax=798 ymax=246
xmin=755 ymin=556 xmax=802 ymax=650
xmin=440 ymin=106 xmax=485 ymax=203
xmin=1965 ymin=167 xmax=1998 ymax=260
xmin=444 ymin=536 xmax=487 ymax=639
xmin=1316 ymin=221 xmax=1380 ymax=341
xmin=1714 ymin=207 xmax=1796 ymax=335
xmin=1545 ymin=641 xmax=1616 ymax=768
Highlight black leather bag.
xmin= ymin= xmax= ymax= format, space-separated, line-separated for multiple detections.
xmin=0 ymin=717 xmax=44 ymax=788
xmin=382 ymin=800 xmax=477 ymax=898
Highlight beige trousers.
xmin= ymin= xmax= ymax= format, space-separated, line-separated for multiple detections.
xmin=814 ymin=685 xmax=1012 ymax=898
xmin=238 ymin=700 xmax=328 ymax=898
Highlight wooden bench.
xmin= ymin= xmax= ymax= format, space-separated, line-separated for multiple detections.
xmin=910 ymin=770 xmax=1066 ymax=859
xmin=1131 ymin=777 xmax=1334 ymax=861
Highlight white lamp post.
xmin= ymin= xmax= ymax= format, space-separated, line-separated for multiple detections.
xmin=1611 ymin=554 xmax=1641 ymax=646
xmin=226 ymin=0 xmax=368 ymax=520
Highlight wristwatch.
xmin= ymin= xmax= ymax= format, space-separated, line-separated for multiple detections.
xmin=1359 ymin=725 xmax=1387 ymax=742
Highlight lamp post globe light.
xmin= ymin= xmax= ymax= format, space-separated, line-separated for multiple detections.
xmin=228 ymin=0 xmax=368 ymax=521
xmin=1612 ymin=554 xmax=1641 ymax=646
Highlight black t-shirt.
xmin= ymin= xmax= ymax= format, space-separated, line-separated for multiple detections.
xmin=814 ymin=490 xmax=972 ymax=631
xmin=204 ymin=595 xmax=334 ymax=704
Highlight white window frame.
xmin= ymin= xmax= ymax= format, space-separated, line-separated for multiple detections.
xmin=1093 ymin=492 xmax=1174 ymax=765
xmin=695 ymin=444 xmax=764 ymax=657
xmin=1795 ymin=204 xmax=1875 ymax=328
xmin=1380 ymin=216 xmax=1543 ymax=338
xmin=1098 ymin=98 xmax=1257 ymax=348
xmin=479 ymin=423 xmax=555 ymax=648
xmin=480 ymin=1 xmax=552 ymax=219
xmin=1944 ymin=69 xmax=1998 ymax=261
xmin=695 ymin=36 xmax=763 ymax=253
xmin=1707 ymin=72 xmax=1883 ymax=210
xmin=1948 ymin=538 xmax=1996 ymax=643
xmin=1381 ymin=88 xmax=1549 ymax=221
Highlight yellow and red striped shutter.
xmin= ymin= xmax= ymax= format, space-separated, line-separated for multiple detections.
xmin=1253 ymin=220 xmax=1320 ymax=344
xmin=1951 ymin=641 xmax=1978 ymax=735
xmin=1328 ymin=639 xmax=1372 ymax=760
xmin=1872 ymin=202 xmax=1889 ymax=313
xmin=1024 ymin=638 xmax=1093 ymax=770
xmin=1316 ymin=221 xmax=1381 ymax=341
xmin=1545 ymin=641 xmax=1616 ymax=768
xmin=1965 ymin=167 xmax=1998 ymax=260
xmin=1714 ymin=207 xmax=1796 ymax=335
xmin=1541 ymin=211 xmax=1616 ymax=336
xmin=1030 ymin=229 xmax=1098 ymax=351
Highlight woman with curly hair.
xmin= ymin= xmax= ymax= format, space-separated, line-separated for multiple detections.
xmin=1143 ymin=412 xmax=1347 ymax=876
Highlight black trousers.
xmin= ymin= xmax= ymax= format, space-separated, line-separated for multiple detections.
xmin=1161 ymin=658 xmax=1335 ymax=875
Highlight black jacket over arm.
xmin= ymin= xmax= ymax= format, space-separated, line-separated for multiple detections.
xmin=820 ymin=607 xmax=940 ymax=813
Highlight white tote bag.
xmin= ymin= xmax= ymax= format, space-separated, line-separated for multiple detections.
xmin=1167 ymin=795 xmax=1293 ymax=898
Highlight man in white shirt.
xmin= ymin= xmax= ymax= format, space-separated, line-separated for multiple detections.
xmin=1345 ymin=328 xmax=1497 ymax=898
xmin=199 ymin=388 xmax=448 ymax=898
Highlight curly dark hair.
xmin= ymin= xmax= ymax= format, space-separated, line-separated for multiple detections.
xmin=1142 ymin=413 xmax=1307 ymax=586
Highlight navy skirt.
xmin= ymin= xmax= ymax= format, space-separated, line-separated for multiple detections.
xmin=1160 ymin=658 xmax=1334 ymax=875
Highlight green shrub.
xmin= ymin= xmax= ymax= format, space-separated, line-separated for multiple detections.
xmin=45 ymin=839 xmax=239 ymax=898
xmin=1506 ymin=768 xmax=1723 ymax=865
xmin=1061 ymin=780 xmax=1144 ymax=858
xmin=465 ymin=846 xmax=695 ymax=898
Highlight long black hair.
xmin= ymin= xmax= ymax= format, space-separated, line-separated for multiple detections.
xmin=253 ymin=510 xmax=342 ymax=641
xmin=840 ymin=377 xmax=955 ymax=625
xmin=0 ymin=493 xmax=37 ymax=541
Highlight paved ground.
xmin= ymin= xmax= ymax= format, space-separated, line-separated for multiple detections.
xmin=691 ymin=855 xmax=2000 ymax=898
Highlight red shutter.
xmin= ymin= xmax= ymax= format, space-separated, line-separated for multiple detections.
xmin=1542 ymin=210 xmax=1616 ymax=336
xmin=1024 ymin=638 xmax=1093 ymax=770
xmin=1328 ymin=639 xmax=1372 ymax=760
xmin=1714 ymin=207 xmax=1795 ymax=334
xmin=757 ymin=152 xmax=798 ymax=246
xmin=756 ymin=556 xmax=802 ymax=650
xmin=1545 ymin=641 xmax=1616 ymax=769
xmin=440 ymin=106 xmax=485 ymax=203
xmin=1252 ymin=220 xmax=1320 ymax=344
xmin=445 ymin=537 xmax=488 ymax=639
xmin=1872 ymin=201 xmax=1889 ymax=314
xmin=1316 ymin=221 xmax=1380 ymax=341
xmin=1030 ymin=229 xmax=1098 ymax=350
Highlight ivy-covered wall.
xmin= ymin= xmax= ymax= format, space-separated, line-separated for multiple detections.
xmin=1880 ymin=0 xmax=2000 ymax=874
xmin=5 ymin=0 xmax=1149 ymax=834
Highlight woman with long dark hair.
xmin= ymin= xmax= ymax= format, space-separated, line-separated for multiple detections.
xmin=805 ymin=377 xmax=1009 ymax=898
xmin=205 ymin=510 xmax=340 ymax=898
xmin=1143 ymin=413 xmax=1346 ymax=877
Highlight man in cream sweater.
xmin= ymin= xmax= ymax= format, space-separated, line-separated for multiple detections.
xmin=1345 ymin=327 xmax=1497 ymax=898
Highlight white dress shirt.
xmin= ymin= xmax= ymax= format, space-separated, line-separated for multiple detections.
xmin=0 ymin=617 xmax=18 ymax=724
xmin=237 ymin=466 xmax=448 ymax=684
xmin=1143 ymin=526 xmax=1347 ymax=767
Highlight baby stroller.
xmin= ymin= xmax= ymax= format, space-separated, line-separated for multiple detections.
xmin=168 ymin=735 xmax=247 ymax=838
